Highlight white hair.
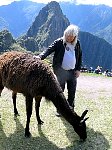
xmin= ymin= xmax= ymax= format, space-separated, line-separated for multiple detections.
xmin=63 ymin=24 xmax=79 ymax=46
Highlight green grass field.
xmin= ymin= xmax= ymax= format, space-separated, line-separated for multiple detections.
xmin=0 ymin=73 xmax=112 ymax=150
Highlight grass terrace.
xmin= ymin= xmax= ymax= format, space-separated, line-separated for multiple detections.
xmin=0 ymin=73 xmax=112 ymax=150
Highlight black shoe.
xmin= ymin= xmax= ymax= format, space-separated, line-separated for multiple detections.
xmin=55 ymin=111 xmax=61 ymax=117
xmin=69 ymin=106 xmax=74 ymax=111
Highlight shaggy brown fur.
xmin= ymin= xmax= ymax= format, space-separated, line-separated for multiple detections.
xmin=0 ymin=51 xmax=88 ymax=140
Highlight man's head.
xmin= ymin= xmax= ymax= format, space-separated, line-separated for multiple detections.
xmin=63 ymin=24 xmax=79 ymax=46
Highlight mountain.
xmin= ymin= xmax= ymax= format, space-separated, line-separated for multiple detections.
xmin=0 ymin=1 xmax=45 ymax=37
xmin=1 ymin=30 xmax=112 ymax=70
xmin=0 ymin=29 xmax=26 ymax=52
xmin=17 ymin=1 xmax=70 ymax=51
xmin=1 ymin=1 xmax=112 ymax=70
xmin=60 ymin=3 xmax=112 ymax=45
xmin=0 ymin=29 xmax=15 ymax=51
xmin=95 ymin=23 xmax=112 ymax=45
xmin=79 ymin=32 xmax=112 ymax=70
xmin=60 ymin=3 xmax=112 ymax=33
xmin=0 ymin=0 xmax=112 ymax=45
xmin=17 ymin=1 xmax=112 ymax=70
xmin=0 ymin=17 xmax=9 ymax=29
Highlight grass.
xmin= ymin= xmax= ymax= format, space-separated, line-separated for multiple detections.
xmin=0 ymin=73 xmax=112 ymax=150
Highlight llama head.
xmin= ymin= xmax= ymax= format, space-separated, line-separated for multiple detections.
xmin=73 ymin=110 xmax=89 ymax=141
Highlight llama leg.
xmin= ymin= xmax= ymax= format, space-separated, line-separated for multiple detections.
xmin=35 ymin=96 xmax=44 ymax=125
xmin=12 ymin=91 xmax=19 ymax=116
xmin=25 ymin=95 xmax=33 ymax=137
xmin=0 ymin=84 xmax=4 ymax=96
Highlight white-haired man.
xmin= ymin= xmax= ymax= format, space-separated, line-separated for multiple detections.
xmin=38 ymin=24 xmax=82 ymax=116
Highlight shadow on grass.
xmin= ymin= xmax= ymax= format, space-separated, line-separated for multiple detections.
xmin=0 ymin=116 xmax=80 ymax=150
xmin=0 ymin=115 xmax=110 ymax=150
xmin=0 ymin=117 xmax=61 ymax=150
xmin=60 ymin=117 xmax=110 ymax=150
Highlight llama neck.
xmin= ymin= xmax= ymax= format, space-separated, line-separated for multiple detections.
xmin=51 ymin=93 xmax=81 ymax=125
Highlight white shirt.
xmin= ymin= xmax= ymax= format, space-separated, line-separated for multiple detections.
xmin=61 ymin=43 xmax=76 ymax=70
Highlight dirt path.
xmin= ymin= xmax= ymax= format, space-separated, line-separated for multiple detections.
xmin=77 ymin=74 xmax=112 ymax=91
xmin=77 ymin=73 xmax=112 ymax=98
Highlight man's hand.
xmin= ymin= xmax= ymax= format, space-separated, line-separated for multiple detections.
xmin=75 ymin=70 xmax=80 ymax=78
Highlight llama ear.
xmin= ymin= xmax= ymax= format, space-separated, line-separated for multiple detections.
xmin=80 ymin=117 xmax=89 ymax=124
xmin=83 ymin=117 xmax=89 ymax=122
xmin=80 ymin=110 xmax=88 ymax=120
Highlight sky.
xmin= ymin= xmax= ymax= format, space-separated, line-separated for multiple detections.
xmin=0 ymin=0 xmax=112 ymax=7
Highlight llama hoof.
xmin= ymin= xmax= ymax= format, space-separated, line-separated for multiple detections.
xmin=14 ymin=113 xmax=20 ymax=117
xmin=25 ymin=131 xmax=31 ymax=137
xmin=14 ymin=110 xmax=19 ymax=116
xmin=38 ymin=120 xmax=44 ymax=125
xmin=80 ymin=136 xmax=87 ymax=142
xmin=55 ymin=111 xmax=61 ymax=117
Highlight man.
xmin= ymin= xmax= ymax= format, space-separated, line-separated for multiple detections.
xmin=38 ymin=24 xmax=82 ymax=116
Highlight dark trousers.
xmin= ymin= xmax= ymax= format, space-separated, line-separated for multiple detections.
xmin=54 ymin=67 xmax=77 ymax=108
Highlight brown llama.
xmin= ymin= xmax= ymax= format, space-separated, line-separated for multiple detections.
xmin=0 ymin=51 xmax=88 ymax=140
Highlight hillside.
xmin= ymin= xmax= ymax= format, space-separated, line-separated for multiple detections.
xmin=0 ymin=0 xmax=112 ymax=45
xmin=0 ymin=1 xmax=45 ymax=37
xmin=0 ymin=30 xmax=26 ymax=52
xmin=0 ymin=73 xmax=112 ymax=149
xmin=0 ymin=1 xmax=112 ymax=70
xmin=17 ymin=1 xmax=70 ymax=51
xmin=95 ymin=23 xmax=112 ymax=45
xmin=60 ymin=3 xmax=112 ymax=33
xmin=79 ymin=31 xmax=112 ymax=70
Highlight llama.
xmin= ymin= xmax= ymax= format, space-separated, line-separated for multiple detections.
xmin=0 ymin=51 xmax=43 ymax=124
xmin=0 ymin=51 xmax=88 ymax=140
xmin=0 ymin=51 xmax=23 ymax=116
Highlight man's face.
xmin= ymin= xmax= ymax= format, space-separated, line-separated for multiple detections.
xmin=66 ymin=35 xmax=76 ymax=43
